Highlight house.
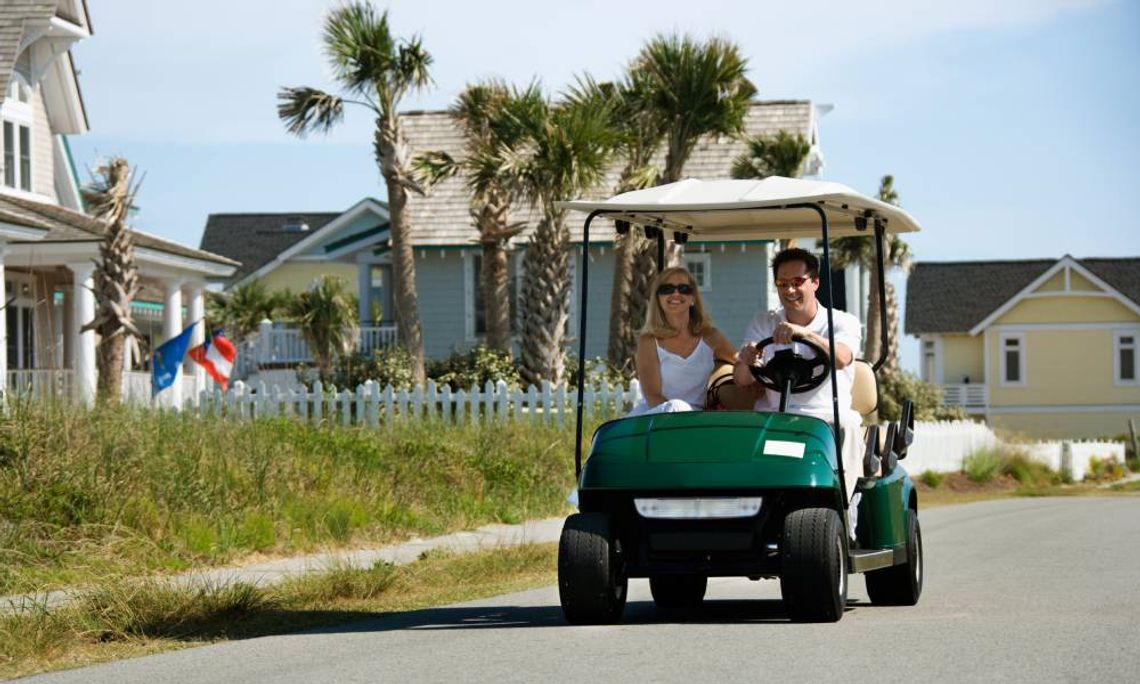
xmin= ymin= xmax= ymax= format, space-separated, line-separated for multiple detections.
xmin=0 ymin=0 xmax=238 ymax=405
xmin=204 ymin=100 xmax=851 ymax=370
xmin=906 ymin=255 xmax=1140 ymax=439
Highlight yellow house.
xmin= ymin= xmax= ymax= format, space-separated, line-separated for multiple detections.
xmin=906 ymin=256 xmax=1140 ymax=439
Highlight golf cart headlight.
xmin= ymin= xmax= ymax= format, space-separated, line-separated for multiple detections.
xmin=634 ymin=497 xmax=762 ymax=519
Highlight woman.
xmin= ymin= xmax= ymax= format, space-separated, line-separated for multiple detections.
xmin=627 ymin=266 xmax=737 ymax=417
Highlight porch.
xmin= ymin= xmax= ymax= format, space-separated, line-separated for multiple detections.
xmin=233 ymin=322 xmax=399 ymax=380
xmin=939 ymin=382 xmax=989 ymax=410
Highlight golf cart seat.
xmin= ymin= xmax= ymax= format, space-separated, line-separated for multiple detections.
xmin=851 ymin=360 xmax=886 ymax=478
xmin=706 ymin=362 xmax=761 ymax=410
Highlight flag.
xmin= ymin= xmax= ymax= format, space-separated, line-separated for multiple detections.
xmin=152 ymin=322 xmax=197 ymax=396
xmin=189 ymin=331 xmax=237 ymax=391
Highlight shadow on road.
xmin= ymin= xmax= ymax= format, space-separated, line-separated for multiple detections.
xmin=294 ymin=598 xmax=821 ymax=635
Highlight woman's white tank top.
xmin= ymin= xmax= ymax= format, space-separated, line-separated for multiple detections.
xmin=656 ymin=337 xmax=715 ymax=408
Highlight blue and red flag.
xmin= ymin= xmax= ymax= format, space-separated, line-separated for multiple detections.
xmin=189 ymin=331 xmax=237 ymax=391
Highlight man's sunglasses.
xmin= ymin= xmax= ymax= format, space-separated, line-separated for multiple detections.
xmin=774 ymin=275 xmax=813 ymax=289
xmin=656 ymin=283 xmax=695 ymax=296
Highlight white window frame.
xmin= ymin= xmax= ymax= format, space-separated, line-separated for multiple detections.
xmin=1 ymin=73 xmax=34 ymax=193
xmin=1113 ymin=329 xmax=1139 ymax=386
xmin=921 ymin=336 xmax=943 ymax=384
xmin=998 ymin=332 xmax=1027 ymax=388
xmin=682 ymin=251 xmax=712 ymax=291
xmin=464 ymin=250 xmax=522 ymax=342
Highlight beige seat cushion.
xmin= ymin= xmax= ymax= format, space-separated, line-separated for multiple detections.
xmin=706 ymin=362 xmax=762 ymax=410
xmin=851 ymin=360 xmax=878 ymax=418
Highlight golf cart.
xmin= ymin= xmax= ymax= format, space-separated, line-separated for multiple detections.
xmin=555 ymin=177 xmax=923 ymax=624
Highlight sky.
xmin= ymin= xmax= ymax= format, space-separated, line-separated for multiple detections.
xmin=66 ymin=0 xmax=1140 ymax=371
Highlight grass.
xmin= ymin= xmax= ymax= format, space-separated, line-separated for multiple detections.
xmin=0 ymin=400 xmax=586 ymax=595
xmin=0 ymin=543 xmax=558 ymax=680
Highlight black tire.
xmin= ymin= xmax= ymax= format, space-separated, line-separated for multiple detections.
xmin=865 ymin=507 xmax=923 ymax=606
xmin=650 ymin=574 xmax=708 ymax=612
xmin=558 ymin=513 xmax=627 ymax=624
xmin=780 ymin=507 xmax=848 ymax=622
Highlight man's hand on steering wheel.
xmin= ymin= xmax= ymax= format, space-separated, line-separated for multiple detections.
xmin=747 ymin=332 xmax=831 ymax=394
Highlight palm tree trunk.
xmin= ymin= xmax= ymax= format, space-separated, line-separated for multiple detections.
xmin=96 ymin=337 xmax=125 ymax=404
xmin=481 ymin=238 xmax=512 ymax=352
xmin=519 ymin=214 xmax=569 ymax=386
xmin=864 ymin=257 xmax=884 ymax=364
xmin=606 ymin=230 xmax=642 ymax=374
xmin=376 ymin=121 xmax=426 ymax=383
xmin=882 ymin=280 xmax=900 ymax=373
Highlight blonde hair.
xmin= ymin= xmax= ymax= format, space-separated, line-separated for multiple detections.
xmin=640 ymin=266 xmax=714 ymax=339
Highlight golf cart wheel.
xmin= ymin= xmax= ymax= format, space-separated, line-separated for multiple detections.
xmin=780 ymin=507 xmax=848 ymax=623
xmin=865 ymin=508 xmax=923 ymax=606
xmin=650 ymin=574 xmax=708 ymax=612
xmin=558 ymin=513 xmax=627 ymax=624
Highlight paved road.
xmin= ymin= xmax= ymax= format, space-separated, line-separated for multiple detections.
xmin=23 ymin=497 xmax=1140 ymax=683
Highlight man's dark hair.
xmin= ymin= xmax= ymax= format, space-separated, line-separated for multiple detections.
xmin=771 ymin=247 xmax=820 ymax=280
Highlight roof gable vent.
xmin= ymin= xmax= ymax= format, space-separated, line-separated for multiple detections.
xmin=281 ymin=216 xmax=309 ymax=232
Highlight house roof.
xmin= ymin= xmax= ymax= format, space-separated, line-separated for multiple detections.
xmin=199 ymin=212 xmax=342 ymax=284
xmin=0 ymin=193 xmax=238 ymax=266
xmin=0 ymin=2 xmax=56 ymax=101
xmin=905 ymin=257 xmax=1140 ymax=334
xmin=401 ymin=99 xmax=820 ymax=246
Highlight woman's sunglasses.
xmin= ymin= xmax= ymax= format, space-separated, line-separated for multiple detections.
xmin=657 ymin=283 xmax=694 ymax=296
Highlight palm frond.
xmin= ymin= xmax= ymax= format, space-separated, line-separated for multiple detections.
xmin=412 ymin=150 xmax=459 ymax=190
xmin=277 ymin=87 xmax=345 ymax=137
xmin=322 ymin=2 xmax=395 ymax=94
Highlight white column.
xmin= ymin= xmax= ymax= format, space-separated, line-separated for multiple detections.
xmin=70 ymin=262 xmax=96 ymax=406
xmin=61 ymin=287 xmax=73 ymax=369
xmin=53 ymin=287 xmax=64 ymax=367
xmin=162 ymin=280 xmax=184 ymax=409
xmin=187 ymin=283 xmax=205 ymax=400
xmin=357 ymin=262 xmax=372 ymax=325
xmin=0 ymin=243 xmax=7 ymax=399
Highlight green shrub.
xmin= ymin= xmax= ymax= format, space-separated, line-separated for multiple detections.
xmin=919 ymin=470 xmax=944 ymax=488
xmin=1001 ymin=453 xmax=1061 ymax=487
xmin=309 ymin=346 xmax=418 ymax=390
xmin=877 ymin=368 xmax=967 ymax=422
xmin=565 ymin=355 xmax=628 ymax=389
xmin=427 ymin=345 xmax=520 ymax=390
xmin=1085 ymin=455 xmax=1127 ymax=482
xmin=963 ymin=447 xmax=1003 ymax=483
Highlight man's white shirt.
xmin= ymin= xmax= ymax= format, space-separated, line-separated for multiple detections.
xmin=741 ymin=305 xmax=862 ymax=423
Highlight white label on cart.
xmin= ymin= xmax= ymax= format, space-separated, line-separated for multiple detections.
xmin=763 ymin=440 xmax=805 ymax=458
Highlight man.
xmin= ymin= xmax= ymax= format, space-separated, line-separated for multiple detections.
xmin=733 ymin=247 xmax=865 ymax=537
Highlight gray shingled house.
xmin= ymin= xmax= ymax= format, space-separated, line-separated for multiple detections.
xmin=906 ymin=256 xmax=1140 ymax=438
xmin=202 ymin=100 xmax=849 ymax=366
xmin=0 ymin=1 xmax=238 ymax=405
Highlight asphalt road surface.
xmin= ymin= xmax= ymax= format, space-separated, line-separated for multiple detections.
xmin=23 ymin=497 xmax=1140 ymax=683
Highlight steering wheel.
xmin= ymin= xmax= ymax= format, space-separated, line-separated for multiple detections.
xmin=748 ymin=335 xmax=830 ymax=394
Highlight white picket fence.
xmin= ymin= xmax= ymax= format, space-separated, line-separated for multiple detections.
xmin=191 ymin=379 xmax=644 ymax=426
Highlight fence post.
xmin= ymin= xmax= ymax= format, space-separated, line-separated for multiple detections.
xmin=1061 ymin=441 xmax=1073 ymax=481
xmin=555 ymin=384 xmax=567 ymax=427
xmin=456 ymin=389 xmax=467 ymax=425
xmin=382 ymin=384 xmax=394 ymax=424
xmin=541 ymin=380 xmax=552 ymax=425
xmin=526 ymin=384 xmax=538 ymax=423
xmin=426 ymin=380 xmax=439 ymax=421
xmin=312 ymin=380 xmax=323 ymax=425
xmin=441 ymin=384 xmax=453 ymax=424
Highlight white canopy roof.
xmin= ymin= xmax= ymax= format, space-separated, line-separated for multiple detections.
xmin=558 ymin=177 xmax=922 ymax=241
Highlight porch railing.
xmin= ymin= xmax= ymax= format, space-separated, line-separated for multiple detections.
xmin=940 ymin=383 xmax=988 ymax=408
xmin=246 ymin=323 xmax=399 ymax=374
xmin=6 ymin=369 xmax=74 ymax=402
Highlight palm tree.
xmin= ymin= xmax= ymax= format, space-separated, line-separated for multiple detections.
xmin=283 ymin=276 xmax=359 ymax=383
xmin=566 ymin=71 xmax=667 ymax=374
xmin=415 ymin=81 xmax=543 ymax=352
xmin=205 ymin=280 xmax=286 ymax=344
xmin=502 ymin=89 xmax=616 ymax=385
xmin=80 ymin=157 xmax=143 ymax=406
xmin=278 ymin=2 xmax=431 ymax=382
xmin=626 ymin=34 xmax=756 ymax=338
xmin=732 ymin=130 xmax=812 ymax=250
xmin=824 ymin=175 xmax=912 ymax=365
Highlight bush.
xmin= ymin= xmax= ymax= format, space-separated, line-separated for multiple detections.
xmin=305 ymin=346 xmax=418 ymax=390
xmin=1085 ymin=455 xmax=1127 ymax=483
xmin=1001 ymin=453 xmax=1062 ymax=487
xmin=919 ymin=470 xmax=944 ymax=488
xmin=427 ymin=346 xmax=520 ymax=390
xmin=565 ymin=356 xmax=628 ymax=390
xmin=963 ymin=447 xmax=1003 ymax=483
xmin=877 ymin=368 xmax=967 ymax=422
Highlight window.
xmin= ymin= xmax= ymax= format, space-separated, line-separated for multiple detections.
xmin=683 ymin=252 xmax=712 ymax=291
xmin=1 ymin=74 xmax=33 ymax=192
xmin=999 ymin=333 xmax=1026 ymax=387
xmin=1116 ymin=332 xmax=1138 ymax=385
xmin=922 ymin=339 xmax=936 ymax=383
xmin=469 ymin=252 xmax=519 ymax=337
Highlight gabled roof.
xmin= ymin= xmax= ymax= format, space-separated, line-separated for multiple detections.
xmin=905 ymin=256 xmax=1140 ymax=335
xmin=200 ymin=212 xmax=341 ymax=285
xmin=402 ymin=100 xmax=821 ymax=246
xmin=0 ymin=2 xmax=56 ymax=101
xmin=0 ymin=193 xmax=238 ymax=266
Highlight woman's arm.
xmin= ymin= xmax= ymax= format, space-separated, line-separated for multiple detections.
xmin=635 ymin=334 xmax=667 ymax=408
xmin=706 ymin=328 xmax=739 ymax=365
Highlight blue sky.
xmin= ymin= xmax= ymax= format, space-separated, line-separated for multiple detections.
xmin=67 ymin=0 xmax=1139 ymax=370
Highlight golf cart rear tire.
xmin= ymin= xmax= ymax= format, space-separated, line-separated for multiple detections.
xmin=865 ymin=508 xmax=923 ymax=606
xmin=780 ymin=507 xmax=848 ymax=623
xmin=558 ymin=513 xmax=627 ymax=625
xmin=650 ymin=574 xmax=708 ymax=612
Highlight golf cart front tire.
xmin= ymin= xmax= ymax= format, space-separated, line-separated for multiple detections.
xmin=558 ymin=513 xmax=628 ymax=624
xmin=780 ymin=507 xmax=848 ymax=622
